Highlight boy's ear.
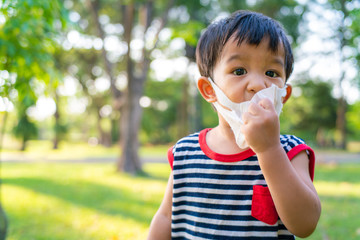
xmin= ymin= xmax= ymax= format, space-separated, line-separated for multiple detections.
xmin=282 ymin=84 xmax=292 ymax=104
xmin=197 ymin=76 xmax=217 ymax=103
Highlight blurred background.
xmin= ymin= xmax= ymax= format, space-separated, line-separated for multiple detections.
xmin=0 ymin=0 xmax=359 ymax=239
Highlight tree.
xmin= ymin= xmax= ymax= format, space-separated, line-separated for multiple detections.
xmin=126 ymin=0 xmax=307 ymax=173
xmin=304 ymin=0 xmax=360 ymax=149
xmin=119 ymin=0 xmax=176 ymax=173
xmin=332 ymin=0 xmax=350 ymax=149
xmin=0 ymin=0 xmax=68 ymax=148
xmin=280 ymin=79 xmax=337 ymax=146
xmin=142 ymin=79 xmax=184 ymax=144
xmin=57 ymin=0 xmax=308 ymax=174
xmin=72 ymin=0 xmax=174 ymax=174
xmin=12 ymin=95 xmax=38 ymax=151
xmin=0 ymin=1 xmax=68 ymax=237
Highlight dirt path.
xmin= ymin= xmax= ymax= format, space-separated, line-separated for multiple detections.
xmin=316 ymin=151 xmax=360 ymax=164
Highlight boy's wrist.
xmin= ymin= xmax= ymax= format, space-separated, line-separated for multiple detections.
xmin=254 ymin=142 xmax=284 ymax=160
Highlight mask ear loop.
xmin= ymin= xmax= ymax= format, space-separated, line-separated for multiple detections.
xmin=208 ymin=78 xmax=245 ymax=126
xmin=208 ymin=78 xmax=240 ymax=110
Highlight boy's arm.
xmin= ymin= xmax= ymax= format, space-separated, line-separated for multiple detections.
xmin=147 ymin=172 xmax=173 ymax=240
xmin=257 ymin=148 xmax=321 ymax=238
xmin=241 ymin=99 xmax=321 ymax=237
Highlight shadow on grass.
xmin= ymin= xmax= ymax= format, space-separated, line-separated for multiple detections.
xmin=3 ymin=176 xmax=161 ymax=225
xmin=135 ymin=170 xmax=169 ymax=182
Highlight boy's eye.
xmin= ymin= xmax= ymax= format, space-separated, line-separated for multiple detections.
xmin=265 ymin=71 xmax=279 ymax=78
xmin=233 ymin=68 xmax=247 ymax=76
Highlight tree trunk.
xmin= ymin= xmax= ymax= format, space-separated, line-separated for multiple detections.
xmin=335 ymin=0 xmax=348 ymax=150
xmin=116 ymin=0 xmax=173 ymax=173
xmin=336 ymin=96 xmax=347 ymax=149
xmin=53 ymin=93 xmax=60 ymax=149
xmin=87 ymin=0 xmax=122 ymax=106
xmin=118 ymin=76 xmax=144 ymax=173
xmin=96 ymin=107 xmax=112 ymax=147
xmin=21 ymin=136 xmax=26 ymax=151
xmin=117 ymin=2 xmax=143 ymax=174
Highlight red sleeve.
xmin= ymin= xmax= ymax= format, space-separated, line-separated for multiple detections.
xmin=287 ymin=144 xmax=315 ymax=181
xmin=167 ymin=146 xmax=174 ymax=170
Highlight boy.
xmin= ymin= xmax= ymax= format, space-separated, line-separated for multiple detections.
xmin=148 ymin=10 xmax=321 ymax=239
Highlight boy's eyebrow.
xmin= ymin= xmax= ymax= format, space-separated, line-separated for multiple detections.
xmin=226 ymin=54 xmax=284 ymax=68
xmin=271 ymin=57 xmax=285 ymax=68
xmin=225 ymin=54 xmax=244 ymax=64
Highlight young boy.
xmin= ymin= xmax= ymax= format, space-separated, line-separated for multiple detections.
xmin=148 ymin=10 xmax=321 ymax=239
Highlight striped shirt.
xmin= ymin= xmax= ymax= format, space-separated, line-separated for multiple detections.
xmin=168 ymin=128 xmax=315 ymax=240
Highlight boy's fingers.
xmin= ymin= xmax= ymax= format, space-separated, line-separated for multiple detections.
xmin=258 ymin=98 xmax=274 ymax=110
xmin=247 ymin=102 xmax=262 ymax=115
xmin=242 ymin=112 xmax=250 ymax=124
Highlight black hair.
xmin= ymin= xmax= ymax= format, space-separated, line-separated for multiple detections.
xmin=196 ymin=10 xmax=294 ymax=81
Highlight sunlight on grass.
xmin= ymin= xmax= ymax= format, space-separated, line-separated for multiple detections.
xmin=308 ymin=164 xmax=360 ymax=240
xmin=2 ymin=163 xmax=170 ymax=240
xmin=4 ymin=185 xmax=151 ymax=240
xmin=2 ymin=162 xmax=359 ymax=239
xmin=315 ymin=181 xmax=360 ymax=197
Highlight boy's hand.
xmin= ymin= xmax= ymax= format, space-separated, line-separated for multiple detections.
xmin=241 ymin=98 xmax=281 ymax=154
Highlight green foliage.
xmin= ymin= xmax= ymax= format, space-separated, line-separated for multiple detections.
xmin=281 ymin=79 xmax=337 ymax=145
xmin=141 ymin=78 xmax=183 ymax=144
xmin=200 ymin=97 xmax=218 ymax=129
xmin=12 ymin=113 xmax=38 ymax=142
xmin=54 ymin=120 xmax=69 ymax=139
xmin=170 ymin=0 xmax=305 ymax=50
xmin=11 ymin=94 xmax=38 ymax=150
xmin=348 ymin=3 xmax=360 ymax=88
xmin=1 ymin=0 xmax=357 ymax=150
xmin=0 ymin=0 xmax=67 ymax=89
xmin=171 ymin=20 xmax=205 ymax=47
xmin=347 ymin=101 xmax=360 ymax=140
xmin=0 ymin=0 xmax=68 ymax=150
xmin=219 ymin=0 xmax=305 ymax=46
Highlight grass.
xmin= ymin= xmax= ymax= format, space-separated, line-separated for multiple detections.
xmin=2 ymin=162 xmax=170 ymax=240
xmin=1 ymin=161 xmax=360 ymax=239
xmin=310 ymin=164 xmax=360 ymax=239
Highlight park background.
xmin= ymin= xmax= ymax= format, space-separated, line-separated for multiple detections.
xmin=1 ymin=0 xmax=360 ymax=239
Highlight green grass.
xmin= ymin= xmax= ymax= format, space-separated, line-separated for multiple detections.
xmin=2 ymin=162 xmax=170 ymax=240
xmin=310 ymin=164 xmax=360 ymax=239
xmin=1 ymin=162 xmax=360 ymax=239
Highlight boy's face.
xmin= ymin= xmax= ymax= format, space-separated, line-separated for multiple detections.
xmin=212 ymin=36 xmax=286 ymax=103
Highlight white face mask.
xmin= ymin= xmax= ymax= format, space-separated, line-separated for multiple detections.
xmin=208 ymin=79 xmax=287 ymax=149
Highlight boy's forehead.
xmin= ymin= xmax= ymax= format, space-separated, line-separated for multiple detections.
xmin=220 ymin=36 xmax=285 ymax=63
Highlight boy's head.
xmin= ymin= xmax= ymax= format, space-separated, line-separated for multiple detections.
xmin=196 ymin=10 xmax=294 ymax=81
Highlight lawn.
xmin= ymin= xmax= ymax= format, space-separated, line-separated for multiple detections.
xmin=1 ymin=161 xmax=360 ymax=239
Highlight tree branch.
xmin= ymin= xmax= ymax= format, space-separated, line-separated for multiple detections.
xmin=148 ymin=0 xmax=175 ymax=52
xmin=87 ymin=0 xmax=122 ymax=105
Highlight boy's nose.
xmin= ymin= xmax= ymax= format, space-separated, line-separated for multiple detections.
xmin=246 ymin=74 xmax=268 ymax=93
